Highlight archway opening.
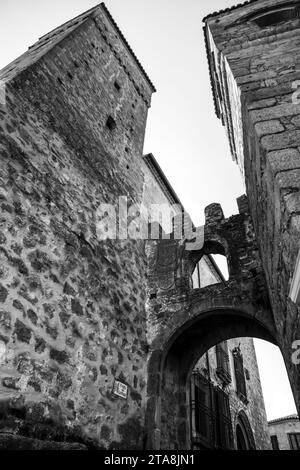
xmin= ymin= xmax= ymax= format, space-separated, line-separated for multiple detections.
xmin=236 ymin=423 xmax=248 ymax=450
xmin=147 ymin=307 xmax=298 ymax=450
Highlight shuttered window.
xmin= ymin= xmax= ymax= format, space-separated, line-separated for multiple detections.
xmin=214 ymin=386 xmax=234 ymax=449
xmin=271 ymin=435 xmax=279 ymax=450
xmin=233 ymin=347 xmax=247 ymax=402
xmin=288 ymin=433 xmax=300 ymax=450
xmin=190 ymin=371 xmax=234 ymax=450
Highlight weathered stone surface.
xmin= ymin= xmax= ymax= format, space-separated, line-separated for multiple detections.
xmin=261 ymin=130 xmax=300 ymax=151
xmin=0 ymin=3 xmax=154 ymax=450
xmin=267 ymin=148 xmax=300 ymax=175
xmin=204 ymin=0 xmax=300 ymax=428
xmin=145 ymin=204 xmax=275 ymax=450
xmin=0 ymin=433 xmax=87 ymax=450
xmin=0 ymin=0 xmax=281 ymax=453
xmin=14 ymin=319 xmax=32 ymax=344
xmin=254 ymin=120 xmax=284 ymax=137
xmin=250 ymin=103 xmax=300 ymax=123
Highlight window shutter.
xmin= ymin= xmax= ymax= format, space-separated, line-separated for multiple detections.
xmin=288 ymin=433 xmax=300 ymax=450
xmin=233 ymin=347 xmax=247 ymax=402
xmin=271 ymin=435 xmax=279 ymax=450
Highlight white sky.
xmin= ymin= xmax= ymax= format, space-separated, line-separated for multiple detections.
xmin=0 ymin=0 xmax=297 ymax=421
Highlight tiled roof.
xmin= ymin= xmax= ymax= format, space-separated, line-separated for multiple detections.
xmin=268 ymin=414 xmax=299 ymax=424
xmin=203 ymin=0 xmax=262 ymax=22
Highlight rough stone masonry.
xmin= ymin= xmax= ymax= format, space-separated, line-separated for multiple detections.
xmin=204 ymin=0 xmax=300 ymax=417
xmin=0 ymin=3 xmax=155 ymax=449
xmin=0 ymin=0 xmax=293 ymax=451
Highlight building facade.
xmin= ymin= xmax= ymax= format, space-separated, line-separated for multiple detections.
xmin=204 ymin=0 xmax=300 ymax=417
xmin=0 ymin=1 xmax=288 ymax=450
xmin=192 ymin=338 xmax=270 ymax=450
xmin=269 ymin=415 xmax=300 ymax=450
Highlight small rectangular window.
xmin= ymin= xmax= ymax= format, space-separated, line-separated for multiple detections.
xmin=271 ymin=435 xmax=279 ymax=450
xmin=106 ymin=116 xmax=116 ymax=131
xmin=114 ymin=81 xmax=121 ymax=92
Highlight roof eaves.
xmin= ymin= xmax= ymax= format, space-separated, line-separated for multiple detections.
xmin=101 ymin=3 xmax=156 ymax=93
xmin=143 ymin=153 xmax=183 ymax=207
xmin=36 ymin=2 xmax=156 ymax=93
xmin=268 ymin=414 xmax=299 ymax=424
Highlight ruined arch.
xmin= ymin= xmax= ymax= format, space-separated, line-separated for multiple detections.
xmin=146 ymin=305 xmax=277 ymax=450
xmin=145 ymin=202 xmax=280 ymax=450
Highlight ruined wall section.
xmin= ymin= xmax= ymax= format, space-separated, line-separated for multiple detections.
xmin=145 ymin=199 xmax=276 ymax=449
xmin=205 ymin=0 xmax=300 ymax=411
xmin=0 ymin=7 xmax=154 ymax=449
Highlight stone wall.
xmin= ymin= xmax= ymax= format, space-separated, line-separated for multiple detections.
xmin=0 ymin=1 xmax=279 ymax=451
xmin=145 ymin=200 xmax=276 ymax=449
xmin=0 ymin=4 xmax=154 ymax=449
xmin=204 ymin=0 xmax=300 ymax=413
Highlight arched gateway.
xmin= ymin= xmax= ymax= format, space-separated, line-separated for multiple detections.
xmin=145 ymin=202 xmax=278 ymax=449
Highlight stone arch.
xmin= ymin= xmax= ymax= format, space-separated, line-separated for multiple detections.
xmin=145 ymin=203 xmax=279 ymax=450
xmin=233 ymin=1 xmax=300 ymax=27
xmin=235 ymin=410 xmax=256 ymax=450
xmin=145 ymin=305 xmax=277 ymax=450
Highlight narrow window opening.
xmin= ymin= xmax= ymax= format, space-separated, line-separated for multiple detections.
xmin=106 ymin=116 xmax=117 ymax=131
xmin=271 ymin=435 xmax=279 ymax=450
xmin=233 ymin=346 xmax=248 ymax=404
xmin=114 ymin=81 xmax=121 ymax=92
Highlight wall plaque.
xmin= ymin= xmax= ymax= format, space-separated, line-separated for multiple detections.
xmin=112 ymin=380 xmax=128 ymax=399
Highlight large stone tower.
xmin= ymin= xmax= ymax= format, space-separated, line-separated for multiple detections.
xmin=204 ymin=0 xmax=300 ymax=413
xmin=0 ymin=3 xmax=155 ymax=449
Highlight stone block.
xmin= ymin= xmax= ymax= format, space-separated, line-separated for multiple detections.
xmin=267 ymin=148 xmax=300 ymax=175
xmin=250 ymin=103 xmax=300 ymax=124
xmin=255 ymin=120 xmax=284 ymax=137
